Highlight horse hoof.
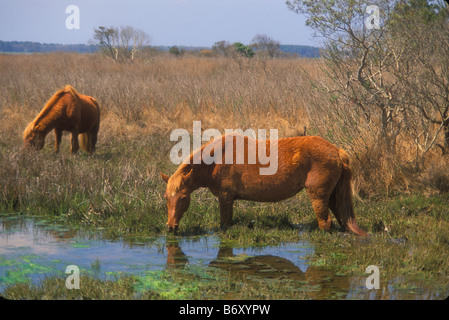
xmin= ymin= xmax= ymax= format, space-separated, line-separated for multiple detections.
xmin=167 ymin=225 xmax=179 ymax=233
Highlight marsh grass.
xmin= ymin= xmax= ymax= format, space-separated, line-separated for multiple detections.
xmin=2 ymin=274 xmax=143 ymax=300
xmin=1 ymin=53 xmax=448 ymax=298
xmin=301 ymin=195 xmax=449 ymax=280
xmin=1 ymin=269 xmax=315 ymax=300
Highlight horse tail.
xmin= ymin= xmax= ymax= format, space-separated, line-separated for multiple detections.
xmin=329 ymin=149 xmax=367 ymax=236
xmin=79 ymin=97 xmax=100 ymax=154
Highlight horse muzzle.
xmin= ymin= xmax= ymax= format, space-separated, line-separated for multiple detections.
xmin=167 ymin=223 xmax=179 ymax=232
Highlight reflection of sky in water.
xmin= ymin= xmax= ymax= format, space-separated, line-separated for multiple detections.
xmin=1 ymin=219 xmax=163 ymax=278
xmin=0 ymin=215 xmax=313 ymax=291
xmin=1 ymin=223 xmax=64 ymax=256
xmin=1 ymin=215 xmax=447 ymax=299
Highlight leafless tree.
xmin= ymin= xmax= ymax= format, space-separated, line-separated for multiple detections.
xmin=93 ymin=26 xmax=150 ymax=63
xmin=287 ymin=0 xmax=449 ymax=156
xmin=288 ymin=0 xmax=405 ymax=150
xmin=251 ymin=34 xmax=281 ymax=58
xmin=393 ymin=4 xmax=449 ymax=154
xmin=212 ymin=41 xmax=234 ymax=57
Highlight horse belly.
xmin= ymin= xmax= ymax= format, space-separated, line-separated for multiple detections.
xmin=234 ymin=172 xmax=304 ymax=202
xmin=237 ymin=188 xmax=302 ymax=202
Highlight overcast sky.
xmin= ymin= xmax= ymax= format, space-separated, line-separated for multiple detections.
xmin=0 ymin=0 xmax=317 ymax=47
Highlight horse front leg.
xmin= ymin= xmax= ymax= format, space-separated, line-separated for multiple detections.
xmin=54 ymin=128 xmax=62 ymax=153
xmin=70 ymin=131 xmax=79 ymax=155
xmin=218 ymin=197 xmax=234 ymax=230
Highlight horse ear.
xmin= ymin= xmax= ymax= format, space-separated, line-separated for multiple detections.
xmin=160 ymin=172 xmax=169 ymax=183
xmin=183 ymin=168 xmax=193 ymax=181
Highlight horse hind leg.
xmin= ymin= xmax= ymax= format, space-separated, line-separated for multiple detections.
xmin=305 ymin=179 xmax=335 ymax=232
xmin=89 ymin=126 xmax=99 ymax=153
xmin=308 ymin=195 xmax=332 ymax=231
xmin=81 ymin=123 xmax=99 ymax=155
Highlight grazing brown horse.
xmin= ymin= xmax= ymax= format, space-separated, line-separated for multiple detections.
xmin=161 ymin=133 xmax=367 ymax=236
xmin=23 ymin=85 xmax=100 ymax=154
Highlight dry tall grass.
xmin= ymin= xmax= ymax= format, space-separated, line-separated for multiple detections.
xmin=0 ymin=52 xmax=447 ymax=198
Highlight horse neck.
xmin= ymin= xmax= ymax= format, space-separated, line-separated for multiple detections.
xmin=32 ymin=90 xmax=68 ymax=135
xmin=33 ymin=113 xmax=56 ymax=135
xmin=177 ymin=163 xmax=210 ymax=193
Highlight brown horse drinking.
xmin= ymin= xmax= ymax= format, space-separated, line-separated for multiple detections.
xmin=23 ymin=85 xmax=100 ymax=154
xmin=161 ymin=133 xmax=367 ymax=236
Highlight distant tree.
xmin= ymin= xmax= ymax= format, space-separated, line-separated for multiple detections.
xmin=119 ymin=26 xmax=150 ymax=61
xmin=92 ymin=26 xmax=150 ymax=62
xmin=251 ymin=34 xmax=281 ymax=58
xmin=233 ymin=42 xmax=255 ymax=58
xmin=212 ymin=41 xmax=233 ymax=57
xmin=169 ymin=46 xmax=185 ymax=56
xmin=93 ymin=26 xmax=118 ymax=61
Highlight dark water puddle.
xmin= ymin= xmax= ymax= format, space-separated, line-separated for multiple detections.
xmin=0 ymin=214 xmax=447 ymax=299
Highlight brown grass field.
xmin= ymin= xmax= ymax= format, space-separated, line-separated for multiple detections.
xmin=1 ymin=52 xmax=448 ymax=196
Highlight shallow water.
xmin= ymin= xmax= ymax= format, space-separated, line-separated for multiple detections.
xmin=0 ymin=214 xmax=447 ymax=299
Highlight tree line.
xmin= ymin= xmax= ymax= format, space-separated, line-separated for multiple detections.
xmin=0 ymin=40 xmax=97 ymax=53
xmin=92 ymin=26 xmax=316 ymax=61
xmin=0 ymin=29 xmax=319 ymax=59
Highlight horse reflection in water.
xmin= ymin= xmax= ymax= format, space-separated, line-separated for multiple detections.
xmin=164 ymin=240 xmax=352 ymax=299
xmin=165 ymin=240 xmax=440 ymax=299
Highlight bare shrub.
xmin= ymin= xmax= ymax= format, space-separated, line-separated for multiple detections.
xmin=420 ymin=155 xmax=449 ymax=193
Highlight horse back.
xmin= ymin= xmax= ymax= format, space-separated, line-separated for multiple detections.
xmin=206 ymin=135 xmax=343 ymax=202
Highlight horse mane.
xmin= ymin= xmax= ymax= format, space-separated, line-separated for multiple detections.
xmin=168 ymin=133 xmax=249 ymax=196
xmin=23 ymin=85 xmax=79 ymax=139
xmin=166 ymin=170 xmax=185 ymax=196
xmin=167 ymin=134 xmax=219 ymax=196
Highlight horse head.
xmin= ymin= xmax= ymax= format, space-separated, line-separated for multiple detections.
xmin=160 ymin=168 xmax=193 ymax=232
xmin=23 ymin=125 xmax=45 ymax=151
